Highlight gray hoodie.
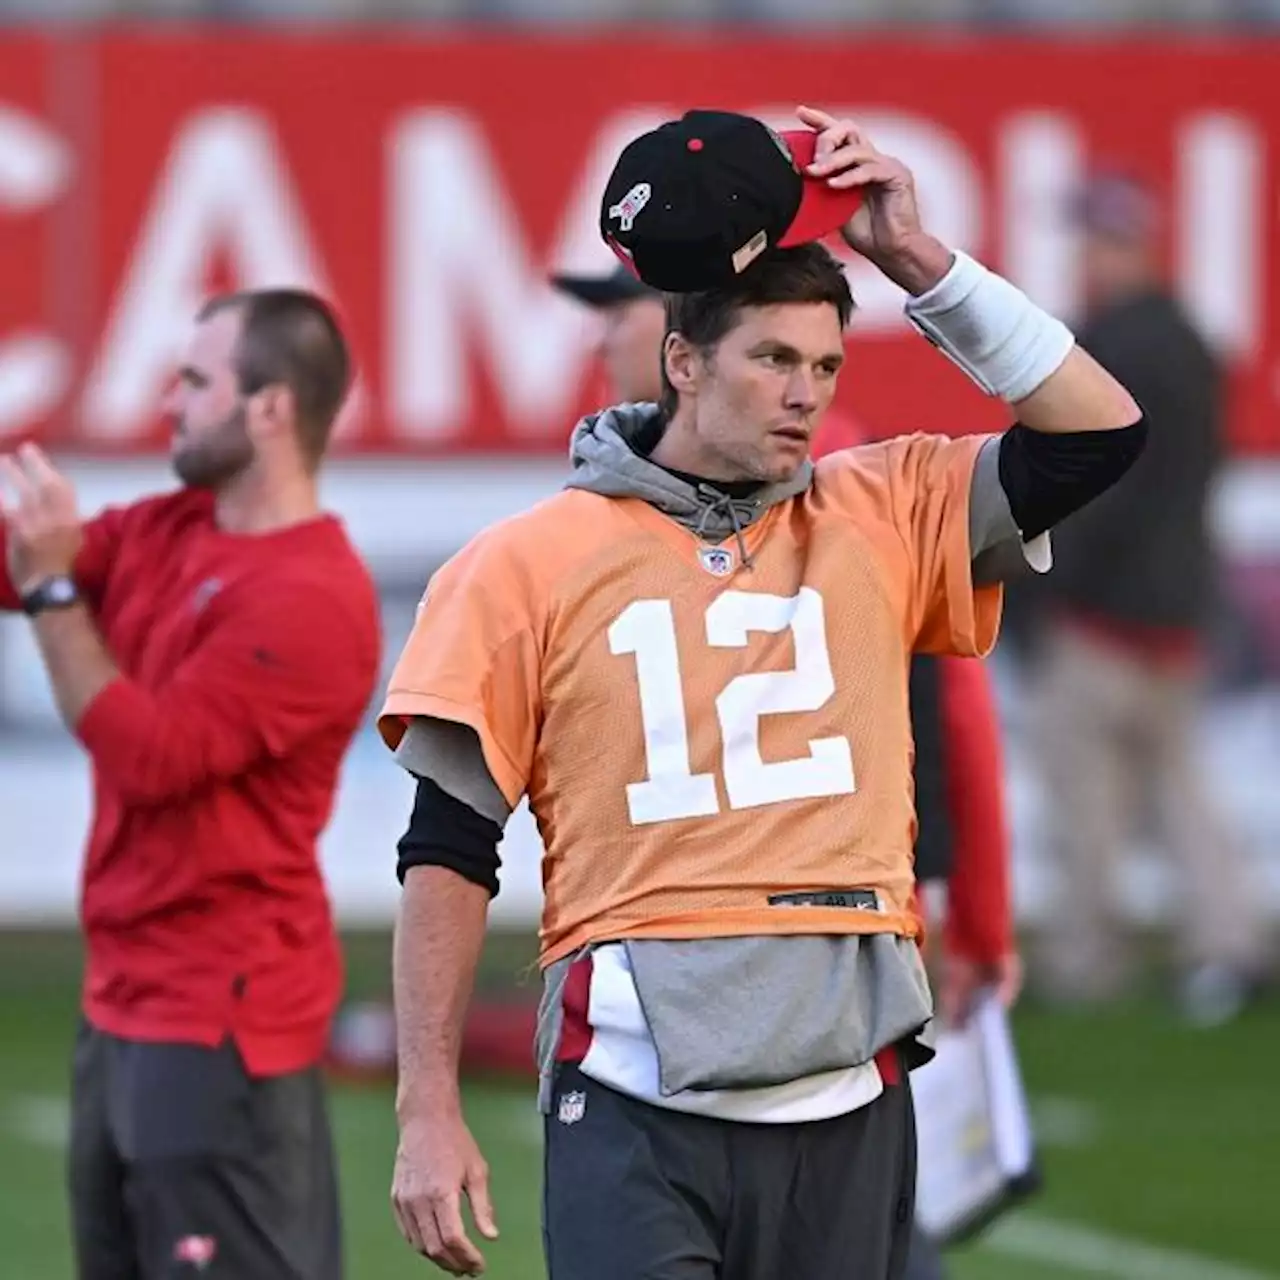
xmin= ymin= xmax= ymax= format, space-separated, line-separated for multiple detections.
xmin=565 ymin=401 xmax=809 ymax=557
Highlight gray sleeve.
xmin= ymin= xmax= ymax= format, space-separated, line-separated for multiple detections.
xmin=968 ymin=435 xmax=1053 ymax=587
xmin=393 ymin=717 xmax=513 ymax=827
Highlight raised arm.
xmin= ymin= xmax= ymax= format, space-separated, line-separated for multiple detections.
xmin=799 ymin=105 xmax=1145 ymax=576
xmin=2 ymin=446 xmax=378 ymax=803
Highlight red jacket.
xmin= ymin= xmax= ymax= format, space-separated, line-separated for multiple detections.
xmin=935 ymin=654 xmax=1013 ymax=963
xmin=1 ymin=490 xmax=381 ymax=1074
xmin=813 ymin=411 xmax=1013 ymax=964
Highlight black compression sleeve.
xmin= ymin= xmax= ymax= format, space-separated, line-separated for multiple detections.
xmin=396 ymin=775 xmax=504 ymax=897
xmin=997 ymin=417 xmax=1148 ymax=541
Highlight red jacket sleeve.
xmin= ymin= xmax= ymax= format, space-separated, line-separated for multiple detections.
xmin=0 ymin=506 xmax=127 ymax=612
xmin=74 ymin=582 xmax=378 ymax=806
xmin=811 ymin=407 xmax=871 ymax=456
xmin=939 ymin=655 xmax=1015 ymax=964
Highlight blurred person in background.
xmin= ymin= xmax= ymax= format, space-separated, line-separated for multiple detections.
xmin=0 ymin=290 xmax=381 ymax=1280
xmin=552 ymin=263 xmax=666 ymax=404
xmin=1028 ymin=173 xmax=1272 ymax=1023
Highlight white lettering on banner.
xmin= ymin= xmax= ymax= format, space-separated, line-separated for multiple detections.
xmin=753 ymin=105 xmax=1265 ymax=362
xmin=388 ymin=108 xmax=671 ymax=441
xmin=998 ymin=113 xmax=1083 ymax=317
xmin=82 ymin=109 xmax=332 ymax=439
xmin=0 ymin=106 xmax=71 ymax=211
xmin=0 ymin=106 xmax=72 ymax=437
xmin=752 ymin=107 xmax=982 ymax=335
xmin=1178 ymin=113 xmax=1260 ymax=359
xmin=18 ymin=99 xmax=1266 ymax=448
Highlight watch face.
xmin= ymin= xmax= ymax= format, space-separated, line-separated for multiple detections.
xmin=24 ymin=576 xmax=79 ymax=614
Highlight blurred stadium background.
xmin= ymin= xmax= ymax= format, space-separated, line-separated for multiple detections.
xmin=2 ymin=3 xmax=1280 ymax=1278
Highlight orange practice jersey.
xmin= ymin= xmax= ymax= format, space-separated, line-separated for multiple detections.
xmin=380 ymin=434 xmax=1002 ymax=966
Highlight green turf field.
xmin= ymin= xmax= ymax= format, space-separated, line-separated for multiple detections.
xmin=2 ymin=930 xmax=1277 ymax=1280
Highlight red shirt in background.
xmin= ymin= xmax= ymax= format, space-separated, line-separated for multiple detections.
xmin=812 ymin=406 xmax=1013 ymax=965
xmin=1 ymin=490 xmax=381 ymax=1075
xmin=937 ymin=655 xmax=1013 ymax=964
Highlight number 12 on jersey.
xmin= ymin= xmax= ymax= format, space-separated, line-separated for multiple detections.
xmin=608 ymin=587 xmax=856 ymax=825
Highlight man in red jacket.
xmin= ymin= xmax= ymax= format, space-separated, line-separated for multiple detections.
xmin=0 ymin=290 xmax=381 ymax=1280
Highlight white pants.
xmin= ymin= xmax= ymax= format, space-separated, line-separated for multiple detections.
xmin=1033 ymin=624 xmax=1266 ymax=998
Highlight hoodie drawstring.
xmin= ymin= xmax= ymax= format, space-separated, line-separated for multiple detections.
xmin=693 ymin=486 xmax=757 ymax=570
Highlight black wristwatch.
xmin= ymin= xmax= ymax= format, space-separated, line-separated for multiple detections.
xmin=20 ymin=574 xmax=81 ymax=617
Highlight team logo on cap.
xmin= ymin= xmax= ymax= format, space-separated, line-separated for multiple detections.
xmin=608 ymin=182 xmax=652 ymax=232
xmin=698 ymin=546 xmax=736 ymax=578
xmin=172 ymin=1235 xmax=217 ymax=1270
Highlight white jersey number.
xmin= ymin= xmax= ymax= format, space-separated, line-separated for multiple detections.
xmin=607 ymin=588 xmax=855 ymax=825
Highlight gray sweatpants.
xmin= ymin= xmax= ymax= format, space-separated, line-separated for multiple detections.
xmin=69 ymin=1021 xmax=342 ymax=1280
xmin=904 ymin=1227 xmax=947 ymax=1280
xmin=543 ymin=1062 xmax=916 ymax=1280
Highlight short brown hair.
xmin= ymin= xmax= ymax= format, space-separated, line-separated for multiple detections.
xmin=659 ymin=243 xmax=854 ymax=417
xmin=199 ymin=289 xmax=351 ymax=465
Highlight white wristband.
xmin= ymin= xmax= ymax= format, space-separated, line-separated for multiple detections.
xmin=903 ymin=250 xmax=1075 ymax=404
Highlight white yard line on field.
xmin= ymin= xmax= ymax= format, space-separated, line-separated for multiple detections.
xmin=2 ymin=1093 xmax=69 ymax=1148
xmin=14 ymin=1087 xmax=1271 ymax=1280
xmin=982 ymin=1213 xmax=1279 ymax=1280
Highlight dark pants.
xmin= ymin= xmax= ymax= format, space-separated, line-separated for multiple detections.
xmin=543 ymin=1063 xmax=916 ymax=1280
xmin=904 ymin=1228 xmax=947 ymax=1280
xmin=68 ymin=1021 xmax=342 ymax=1280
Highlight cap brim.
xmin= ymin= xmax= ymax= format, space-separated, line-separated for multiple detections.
xmin=776 ymin=129 xmax=863 ymax=248
xmin=551 ymin=271 xmax=654 ymax=307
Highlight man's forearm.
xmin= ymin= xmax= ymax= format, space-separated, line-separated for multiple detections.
xmin=393 ymin=865 xmax=492 ymax=1123
xmin=871 ymin=232 xmax=955 ymax=298
xmin=899 ymin=246 xmax=1141 ymax=436
xmin=31 ymin=603 xmax=120 ymax=727
xmin=1011 ymin=346 xmax=1141 ymax=435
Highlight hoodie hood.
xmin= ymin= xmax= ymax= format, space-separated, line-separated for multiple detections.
xmin=564 ymin=403 xmax=812 ymax=554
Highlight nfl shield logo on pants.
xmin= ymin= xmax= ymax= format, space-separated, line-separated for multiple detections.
xmin=557 ymin=1090 xmax=587 ymax=1125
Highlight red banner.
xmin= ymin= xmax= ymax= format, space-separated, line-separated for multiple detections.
xmin=0 ymin=34 xmax=1277 ymax=455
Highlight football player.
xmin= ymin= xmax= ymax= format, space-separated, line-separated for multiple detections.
xmin=382 ymin=107 xmax=1143 ymax=1279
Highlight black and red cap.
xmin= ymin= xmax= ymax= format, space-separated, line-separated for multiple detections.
xmin=600 ymin=109 xmax=862 ymax=292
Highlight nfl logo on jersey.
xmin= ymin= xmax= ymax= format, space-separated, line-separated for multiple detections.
xmin=557 ymin=1090 xmax=587 ymax=1125
xmin=698 ymin=546 xmax=735 ymax=578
